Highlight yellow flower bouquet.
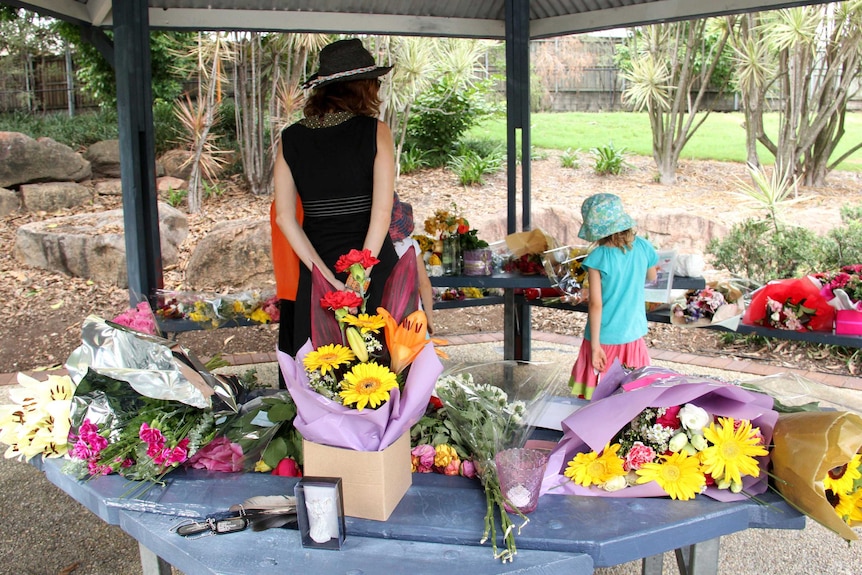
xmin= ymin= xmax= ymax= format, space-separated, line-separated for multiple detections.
xmin=278 ymin=247 xmax=443 ymax=451
xmin=541 ymin=364 xmax=777 ymax=502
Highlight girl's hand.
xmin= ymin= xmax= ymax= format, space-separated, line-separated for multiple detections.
xmin=592 ymin=346 xmax=608 ymax=373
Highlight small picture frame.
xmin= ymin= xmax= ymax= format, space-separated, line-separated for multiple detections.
xmin=294 ymin=477 xmax=346 ymax=550
xmin=645 ymin=250 xmax=678 ymax=304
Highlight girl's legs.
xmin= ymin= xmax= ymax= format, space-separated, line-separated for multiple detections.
xmin=569 ymin=338 xmax=651 ymax=400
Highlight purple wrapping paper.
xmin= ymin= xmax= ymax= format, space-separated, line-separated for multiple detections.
xmin=541 ymin=367 xmax=778 ymax=501
xmin=278 ymin=339 xmax=443 ymax=451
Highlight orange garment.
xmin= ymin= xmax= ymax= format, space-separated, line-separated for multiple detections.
xmin=270 ymin=201 xmax=303 ymax=300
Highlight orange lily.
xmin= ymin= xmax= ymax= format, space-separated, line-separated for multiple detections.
xmin=430 ymin=337 xmax=450 ymax=360
xmin=378 ymin=307 xmax=428 ymax=374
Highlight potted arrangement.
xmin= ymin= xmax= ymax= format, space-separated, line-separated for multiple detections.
xmin=461 ymin=227 xmax=492 ymax=276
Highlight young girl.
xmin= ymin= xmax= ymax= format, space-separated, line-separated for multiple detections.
xmin=569 ymin=193 xmax=658 ymax=399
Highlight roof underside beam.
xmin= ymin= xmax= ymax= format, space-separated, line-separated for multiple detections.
xmin=531 ymin=0 xmax=833 ymax=37
xmin=148 ymin=9 xmax=506 ymax=39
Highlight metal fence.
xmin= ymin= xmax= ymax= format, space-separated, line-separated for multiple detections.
xmin=0 ymin=53 xmax=98 ymax=114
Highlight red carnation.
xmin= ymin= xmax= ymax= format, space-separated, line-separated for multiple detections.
xmin=656 ymin=405 xmax=682 ymax=429
xmin=457 ymin=223 xmax=469 ymax=235
xmin=320 ymin=290 xmax=363 ymax=311
xmin=335 ymin=248 xmax=379 ymax=273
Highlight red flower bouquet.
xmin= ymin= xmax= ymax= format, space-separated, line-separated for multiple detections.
xmin=742 ymin=277 xmax=835 ymax=332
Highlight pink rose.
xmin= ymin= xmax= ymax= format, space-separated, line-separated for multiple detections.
xmin=411 ymin=444 xmax=436 ymax=473
xmin=656 ymin=405 xmax=682 ymax=429
xmin=624 ymin=441 xmax=656 ymax=471
xmin=442 ymin=458 xmax=461 ymax=476
xmin=187 ymin=436 xmax=245 ymax=473
xmin=460 ymin=459 xmax=477 ymax=479
xmin=271 ymin=458 xmax=303 ymax=477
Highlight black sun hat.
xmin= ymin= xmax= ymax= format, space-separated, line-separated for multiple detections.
xmin=302 ymin=38 xmax=393 ymax=90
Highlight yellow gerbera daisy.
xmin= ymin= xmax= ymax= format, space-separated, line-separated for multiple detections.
xmin=340 ymin=362 xmax=398 ymax=411
xmin=834 ymin=488 xmax=862 ymax=524
xmin=342 ymin=313 xmax=386 ymax=333
xmin=700 ymin=417 xmax=768 ymax=486
xmin=823 ymin=454 xmax=862 ymax=496
xmin=303 ymin=344 xmax=355 ymax=376
xmin=564 ymin=443 xmax=626 ymax=487
xmin=636 ymin=452 xmax=706 ymax=501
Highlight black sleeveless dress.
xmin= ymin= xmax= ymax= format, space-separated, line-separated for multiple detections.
xmin=281 ymin=113 xmax=398 ymax=355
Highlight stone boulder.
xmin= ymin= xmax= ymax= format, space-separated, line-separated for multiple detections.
xmin=635 ymin=210 xmax=728 ymax=253
xmin=475 ymin=205 xmax=726 ymax=256
xmin=185 ymin=218 xmax=274 ymax=290
xmin=83 ymin=139 xmax=121 ymax=178
xmin=94 ymin=179 xmax=123 ymax=196
xmin=20 ymin=182 xmax=93 ymax=212
xmin=14 ymin=202 xmax=188 ymax=288
xmin=159 ymin=150 xmax=194 ymax=180
xmin=0 ymin=132 xmax=91 ymax=188
xmin=0 ymin=187 xmax=20 ymax=216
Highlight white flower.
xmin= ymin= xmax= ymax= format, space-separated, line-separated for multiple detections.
xmin=602 ymin=475 xmax=628 ymax=492
xmin=668 ymin=432 xmax=690 ymax=453
xmin=679 ymin=404 xmax=710 ymax=433
xmin=689 ymin=433 xmax=708 ymax=451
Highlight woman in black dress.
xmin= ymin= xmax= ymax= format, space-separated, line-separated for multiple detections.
xmin=273 ymin=38 xmax=398 ymax=356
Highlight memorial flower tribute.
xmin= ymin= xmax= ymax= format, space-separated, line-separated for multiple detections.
xmin=155 ymin=289 xmax=279 ymax=328
xmin=278 ymin=247 xmax=443 ymax=452
xmin=742 ymin=277 xmax=835 ymax=332
xmin=428 ymin=365 xmax=549 ymax=562
xmin=541 ymin=364 xmax=778 ymax=502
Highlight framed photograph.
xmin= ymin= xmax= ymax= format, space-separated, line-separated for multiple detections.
xmin=294 ymin=477 xmax=346 ymax=550
xmin=645 ymin=250 xmax=677 ymax=304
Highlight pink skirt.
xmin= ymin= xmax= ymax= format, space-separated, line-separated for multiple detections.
xmin=569 ymin=338 xmax=651 ymax=400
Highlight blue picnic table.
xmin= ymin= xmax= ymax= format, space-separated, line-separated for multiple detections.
xmin=36 ymin=453 xmax=803 ymax=575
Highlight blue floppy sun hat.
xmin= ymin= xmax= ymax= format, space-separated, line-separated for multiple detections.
xmin=577 ymin=193 xmax=636 ymax=242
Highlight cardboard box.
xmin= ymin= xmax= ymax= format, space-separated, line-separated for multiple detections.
xmin=302 ymin=432 xmax=412 ymax=521
xmin=835 ymin=309 xmax=862 ymax=336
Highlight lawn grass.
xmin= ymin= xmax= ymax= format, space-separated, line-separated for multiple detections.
xmin=469 ymin=111 xmax=862 ymax=172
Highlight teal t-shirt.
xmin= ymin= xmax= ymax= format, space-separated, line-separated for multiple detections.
xmin=582 ymin=235 xmax=659 ymax=345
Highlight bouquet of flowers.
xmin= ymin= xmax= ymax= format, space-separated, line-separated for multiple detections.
xmin=771 ymin=410 xmax=862 ymax=541
xmin=64 ymin=369 xmax=217 ymax=485
xmin=503 ymin=253 xmax=545 ymax=275
xmin=0 ymin=372 xmax=76 ymax=461
xmin=671 ymin=282 xmax=744 ymax=329
xmin=278 ymin=247 xmax=443 ymax=451
xmin=742 ymin=277 xmax=835 ymax=332
xmin=813 ymin=264 xmax=862 ymax=311
xmin=541 ymin=364 xmax=777 ymax=502
xmin=433 ymin=364 xmax=548 ymax=562
xmin=189 ymin=391 xmax=302 ymax=475
xmin=155 ymin=289 xmax=279 ymax=328
xmin=541 ymin=245 xmax=588 ymax=302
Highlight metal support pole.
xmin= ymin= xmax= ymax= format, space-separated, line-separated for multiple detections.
xmin=504 ymin=0 xmax=531 ymax=362
xmin=113 ymin=0 xmax=163 ymax=307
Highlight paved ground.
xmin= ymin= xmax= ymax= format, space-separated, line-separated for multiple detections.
xmin=2 ymin=332 xmax=861 ymax=574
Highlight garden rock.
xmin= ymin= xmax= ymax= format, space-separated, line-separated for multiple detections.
xmin=159 ymin=150 xmax=194 ymax=180
xmin=477 ymin=206 xmax=725 ymax=254
xmin=157 ymin=176 xmax=188 ymax=193
xmin=94 ymin=179 xmax=123 ymax=196
xmin=636 ymin=210 xmax=728 ymax=252
xmin=0 ymin=188 xmax=19 ymax=216
xmin=0 ymin=131 xmax=91 ymax=188
xmin=14 ymin=202 xmax=188 ymax=288
xmin=20 ymin=182 xmax=93 ymax=212
xmin=84 ymin=139 xmax=121 ymax=178
xmin=185 ymin=218 xmax=273 ymax=290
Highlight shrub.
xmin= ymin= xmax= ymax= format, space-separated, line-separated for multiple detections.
xmin=707 ymin=218 xmax=822 ymax=285
xmin=0 ymin=108 xmax=118 ymax=149
xmin=815 ymin=206 xmax=862 ymax=269
xmin=399 ymin=146 xmax=429 ymax=175
xmin=560 ymin=147 xmax=581 ymax=169
xmin=153 ymin=99 xmax=183 ymax=155
xmin=166 ymin=187 xmax=187 ymax=208
xmin=590 ymin=142 xmax=630 ymax=175
xmin=407 ymin=76 xmax=499 ymax=165
xmin=448 ymin=149 xmax=503 ymax=186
